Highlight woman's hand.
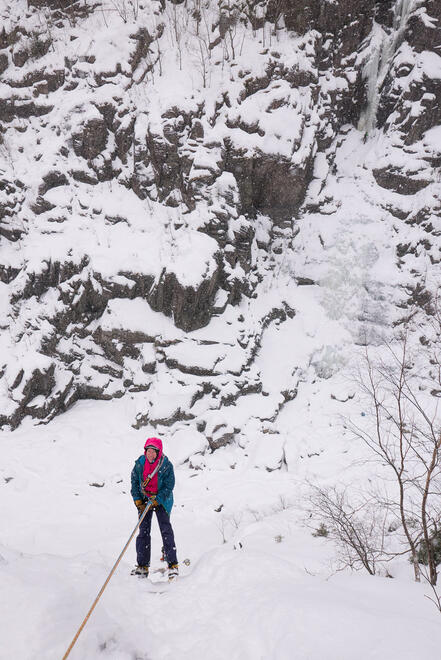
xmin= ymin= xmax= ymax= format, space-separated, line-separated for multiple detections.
xmin=134 ymin=498 xmax=146 ymax=514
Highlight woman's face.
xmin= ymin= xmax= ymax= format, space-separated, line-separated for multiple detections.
xmin=146 ymin=447 xmax=158 ymax=464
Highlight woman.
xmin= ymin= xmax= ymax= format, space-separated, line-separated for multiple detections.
xmin=130 ymin=437 xmax=179 ymax=580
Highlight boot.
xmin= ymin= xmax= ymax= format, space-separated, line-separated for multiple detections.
xmin=131 ymin=565 xmax=149 ymax=578
xmin=168 ymin=563 xmax=179 ymax=581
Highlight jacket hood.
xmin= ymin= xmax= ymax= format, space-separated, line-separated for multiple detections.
xmin=144 ymin=436 xmax=163 ymax=455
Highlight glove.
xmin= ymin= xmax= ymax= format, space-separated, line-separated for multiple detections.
xmin=135 ymin=499 xmax=146 ymax=514
xmin=148 ymin=496 xmax=159 ymax=508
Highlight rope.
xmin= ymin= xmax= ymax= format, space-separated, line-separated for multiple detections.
xmin=61 ymin=501 xmax=153 ymax=660
xmin=141 ymin=455 xmax=164 ymax=496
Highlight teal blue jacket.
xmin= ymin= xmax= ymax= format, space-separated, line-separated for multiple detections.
xmin=130 ymin=455 xmax=174 ymax=515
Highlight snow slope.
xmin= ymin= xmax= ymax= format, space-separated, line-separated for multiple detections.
xmin=1 ymin=398 xmax=441 ymax=660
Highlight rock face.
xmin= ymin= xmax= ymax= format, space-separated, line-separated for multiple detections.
xmin=373 ymin=168 xmax=431 ymax=195
xmin=0 ymin=0 xmax=440 ymax=438
xmin=377 ymin=0 xmax=441 ymax=142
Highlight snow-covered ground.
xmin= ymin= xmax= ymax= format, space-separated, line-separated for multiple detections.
xmin=1 ymin=397 xmax=441 ymax=660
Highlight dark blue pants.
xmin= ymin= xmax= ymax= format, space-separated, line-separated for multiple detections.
xmin=136 ymin=505 xmax=177 ymax=567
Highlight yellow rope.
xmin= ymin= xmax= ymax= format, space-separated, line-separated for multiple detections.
xmin=61 ymin=502 xmax=153 ymax=660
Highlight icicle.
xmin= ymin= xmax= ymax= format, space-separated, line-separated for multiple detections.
xmin=358 ymin=0 xmax=417 ymax=135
